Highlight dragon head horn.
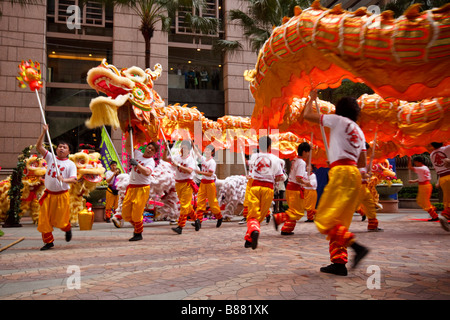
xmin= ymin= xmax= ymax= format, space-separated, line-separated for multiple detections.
xmin=404 ymin=3 xmax=423 ymax=20
xmin=244 ymin=69 xmax=257 ymax=82
xmin=311 ymin=0 xmax=324 ymax=10
xmin=145 ymin=64 xmax=163 ymax=81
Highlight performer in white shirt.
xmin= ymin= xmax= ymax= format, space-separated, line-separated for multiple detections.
xmin=273 ymin=142 xmax=311 ymax=235
xmin=408 ymin=155 xmax=438 ymax=221
xmin=304 ymin=165 xmax=318 ymax=222
xmin=163 ymin=140 xmax=200 ymax=234
xmin=429 ymin=142 xmax=450 ymax=231
xmin=104 ymin=161 xmax=121 ymax=222
xmin=36 ymin=124 xmax=78 ymax=251
xmin=122 ymin=133 xmax=157 ymax=241
xmin=241 ymin=149 xmax=258 ymax=223
xmin=245 ymin=136 xmax=284 ymax=250
xmin=304 ymin=91 xmax=369 ymax=276
xmin=193 ymin=144 xmax=223 ymax=228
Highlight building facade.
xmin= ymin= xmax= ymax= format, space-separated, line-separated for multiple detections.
xmin=0 ymin=0 xmax=386 ymax=179
xmin=0 ymin=0 xmax=258 ymax=179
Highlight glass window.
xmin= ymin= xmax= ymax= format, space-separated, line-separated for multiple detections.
xmin=46 ymin=87 xmax=104 ymax=107
xmin=173 ymin=0 xmax=223 ymax=36
xmin=168 ymin=47 xmax=224 ymax=119
xmin=45 ymin=1 xmax=114 ymax=153
xmin=46 ymin=38 xmax=112 ymax=151
xmin=168 ymin=47 xmax=222 ymax=90
xmin=47 ymin=0 xmax=114 ymax=36
xmin=46 ymin=111 xmax=103 ymax=152
xmin=47 ymin=39 xmax=112 ymax=84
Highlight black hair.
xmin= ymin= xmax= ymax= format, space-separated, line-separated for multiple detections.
xmin=110 ymin=160 xmax=117 ymax=165
xmin=259 ymin=136 xmax=271 ymax=152
xmin=56 ymin=140 xmax=72 ymax=153
xmin=147 ymin=141 xmax=160 ymax=153
xmin=365 ymin=142 xmax=370 ymax=150
xmin=335 ymin=97 xmax=360 ymax=122
xmin=180 ymin=140 xmax=192 ymax=150
xmin=431 ymin=142 xmax=443 ymax=149
xmin=413 ymin=155 xmax=425 ymax=165
xmin=205 ymin=144 xmax=215 ymax=156
xmin=297 ymin=142 xmax=311 ymax=156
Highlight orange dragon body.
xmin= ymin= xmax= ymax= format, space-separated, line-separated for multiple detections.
xmin=247 ymin=1 xmax=450 ymax=131
xmin=85 ymin=2 xmax=450 ymax=162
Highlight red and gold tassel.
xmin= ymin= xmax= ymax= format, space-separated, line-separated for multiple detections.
xmin=42 ymin=232 xmax=54 ymax=244
xmin=281 ymin=219 xmax=297 ymax=233
xmin=245 ymin=218 xmax=261 ymax=242
xmin=132 ymin=220 xmax=144 ymax=234
xmin=367 ymin=218 xmax=379 ymax=230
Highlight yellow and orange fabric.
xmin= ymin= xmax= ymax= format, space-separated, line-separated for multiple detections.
xmin=248 ymin=1 xmax=450 ymax=133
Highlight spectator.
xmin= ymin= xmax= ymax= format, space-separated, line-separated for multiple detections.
xmin=200 ymin=67 xmax=209 ymax=89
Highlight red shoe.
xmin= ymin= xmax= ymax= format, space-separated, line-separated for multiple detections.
xmin=250 ymin=231 xmax=259 ymax=250
xmin=272 ymin=212 xmax=286 ymax=231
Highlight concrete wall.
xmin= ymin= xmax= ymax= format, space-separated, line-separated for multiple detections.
xmin=0 ymin=0 xmax=259 ymax=181
xmin=222 ymin=0 xmax=255 ymax=118
xmin=168 ymin=88 xmax=224 ymax=118
xmin=0 ymin=2 xmax=47 ymax=178
xmin=217 ymin=0 xmax=255 ymax=179
xmin=110 ymin=5 xmax=169 ymax=160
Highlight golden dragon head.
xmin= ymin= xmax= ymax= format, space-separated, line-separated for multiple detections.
xmin=85 ymin=59 xmax=165 ymax=130
xmin=69 ymin=150 xmax=105 ymax=183
xmin=23 ymin=155 xmax=47 ymax=181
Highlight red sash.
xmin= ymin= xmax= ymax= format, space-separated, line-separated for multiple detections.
xmin=176 ymin=179 xmax=199 ymax=194
xmin=39 ymin=189 xmax=68 ymax=205
xmin=286 ymin=182 xmax=304 ymax=198
xmin=125 ymin=184 xmax=149 ymax=194
xmin=251 ymin=180 xmax=274 ymax=190
xmin=330 ymin=159 xmax=357 ymax=169
xmin=439 ymin=171 xmax=450 ymax=178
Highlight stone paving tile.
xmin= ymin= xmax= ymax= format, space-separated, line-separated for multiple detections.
xmin=0 ymin=210 xmax=449 ymax=301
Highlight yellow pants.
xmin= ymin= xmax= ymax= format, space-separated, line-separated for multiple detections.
xmin=315 ymin=166 xmax=361 ymax=235
xmin=315 ymin=166 xmax=361 ymax=264
xmin=358 ymin=184 xmax=377 ymax=220
xmin=304 ymin=189 xmax=317 ymax=216
xmin=247 ymin=186 xmax=274 ymax=223
xmin=285 ymin=189 xmax=305 ymax=220
xmin=416 ymin=183 xmax=433 ymax=211
xmin=197 ymin=182 xmax=221 ymax=216
xmin=38 ymin=191 xmax=71 ymax=234
xmin=243 ymin=178 xmax=254 ymax=208
xmin=245 ymin=185 xmax=274 ymax=242
xmin=175 ymin=181 xmax=194 ymax=227
xmin=122 ymin=185 xmax=150 ymax=224
xmin=440 ymin=175 xmax=450 ymax=213
xmin=105 ymin=190 xmax=119 ymax=219
xmin=358 ymin=183 xmax=379 ymax=230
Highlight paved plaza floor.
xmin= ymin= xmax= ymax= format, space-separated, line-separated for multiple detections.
xmin=1 ymin=209 xmax=449 ymax=306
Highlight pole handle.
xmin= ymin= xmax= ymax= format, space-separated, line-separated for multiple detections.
xmin=314 ymin=98 xmax=330 ymax=162
xmin=35 ymin=90 xmax=62 ymax=187
xmin=368 ymin=130 xmax=378 ymax=174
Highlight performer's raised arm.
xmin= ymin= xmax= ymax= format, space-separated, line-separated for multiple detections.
xmin=124 ymin=131 xmax=133 ymax=156
xmin=36 ymin=124 xmax=49 ymax=156
xmin=303 ymin=90 xmax=320 ymax=124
